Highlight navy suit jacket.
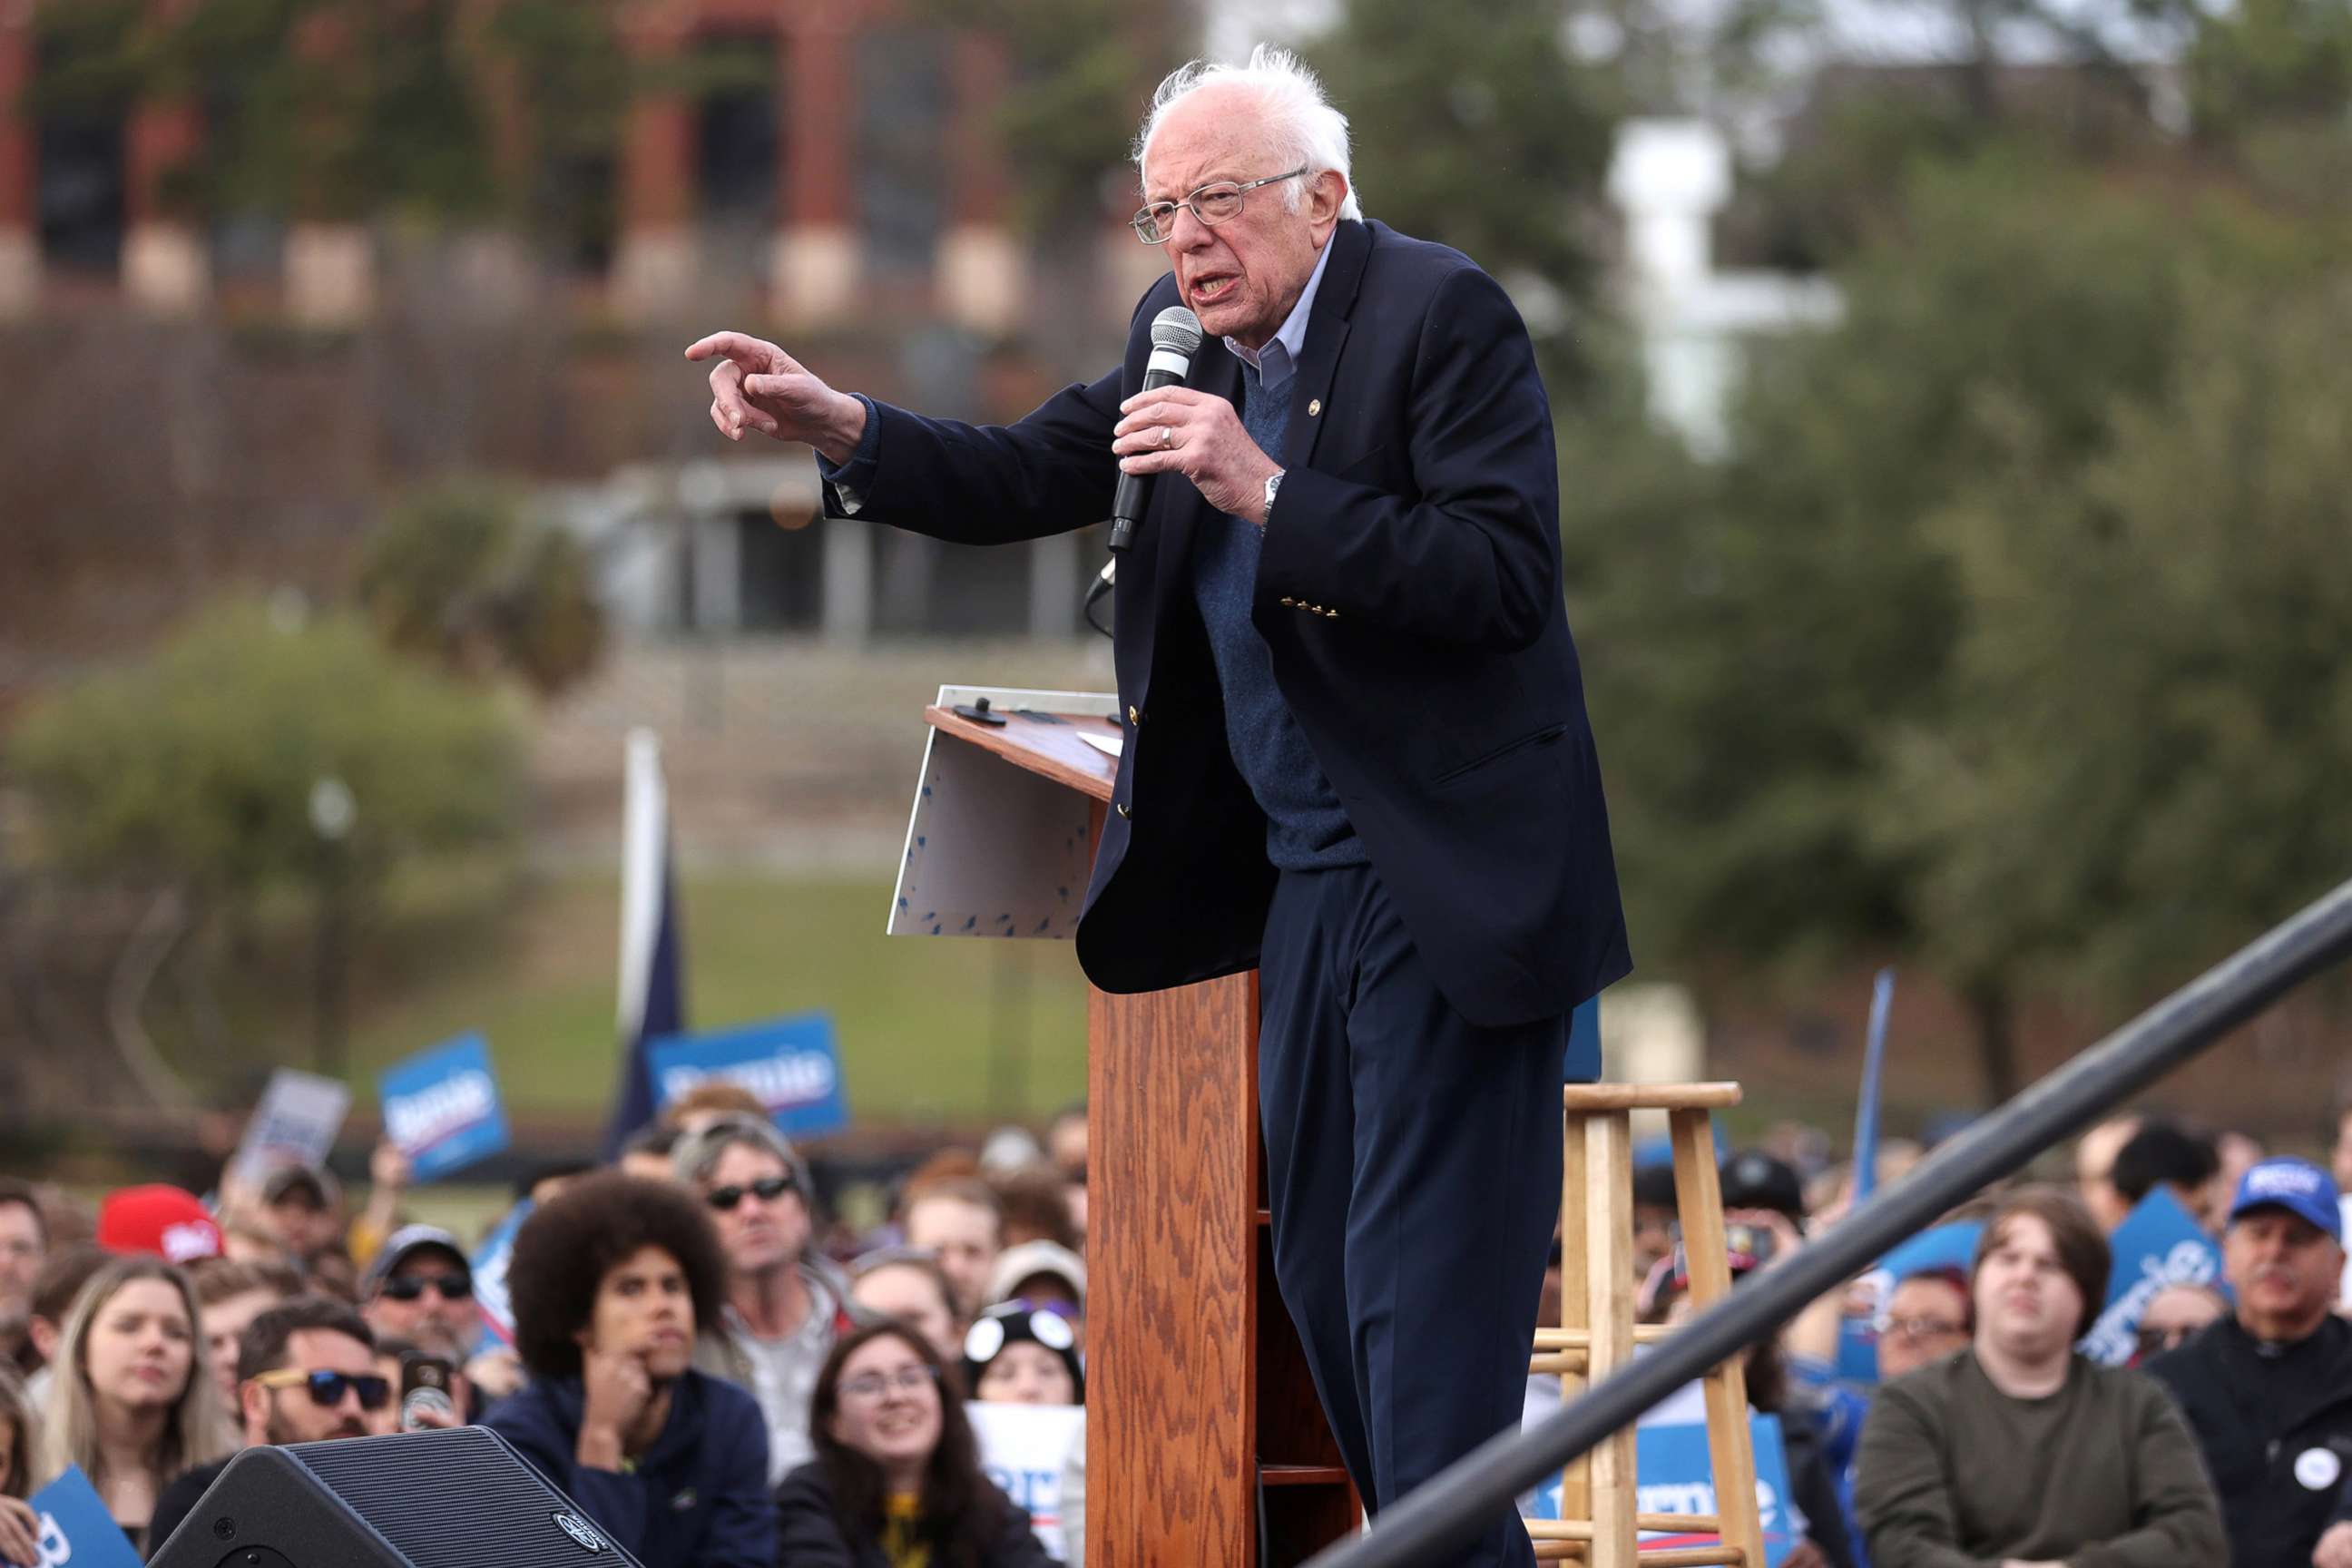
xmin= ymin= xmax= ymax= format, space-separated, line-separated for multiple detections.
xmin=825 ymin=219 xmax=1630 ymax=1027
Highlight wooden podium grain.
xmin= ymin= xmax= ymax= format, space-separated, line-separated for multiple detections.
xmin=919 ymin=701 xmax=1359 ymax=1566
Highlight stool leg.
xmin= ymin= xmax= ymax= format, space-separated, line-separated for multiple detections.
xmin=1557 ymin=1108 xmax=1591 ymax=1533
xmin=1585 ymin=1110 xmax=1636 ymax=1568
xmin=1669 ymin=1109 xmax=1765 ymax=1568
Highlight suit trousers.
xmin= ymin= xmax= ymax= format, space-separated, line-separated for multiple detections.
xmin=1259 ymin=860 xmax=1567 ymax=1567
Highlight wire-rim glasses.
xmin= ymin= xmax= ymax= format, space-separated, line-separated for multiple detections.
xmin=1132 ymin=168 xmax=1308 ymax=244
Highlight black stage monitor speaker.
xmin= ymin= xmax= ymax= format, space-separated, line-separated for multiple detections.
xmin=151 ymin=1426 xmax=645 ymax=1568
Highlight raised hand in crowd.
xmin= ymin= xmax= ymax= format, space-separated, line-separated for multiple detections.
xmin=684 ymin=334 xmax=867 ymax=461
xmin=465 ymin=1345 xmax=524 ymax=1405
xmin=574 ymin=1343 xmax=653 ymax=1471
xmin=0 ymin=1495 xmax=40 ymax=1568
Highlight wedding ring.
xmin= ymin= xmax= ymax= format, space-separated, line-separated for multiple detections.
xmin=1158 ymin=426 xmax=1173 ymax=450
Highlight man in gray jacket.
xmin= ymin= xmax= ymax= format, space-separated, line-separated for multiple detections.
xmin=674 ymin=1114 xmax=858 ymax=1483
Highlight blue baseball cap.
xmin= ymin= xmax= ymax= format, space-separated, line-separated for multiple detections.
xmin=2227 ymin=1157 xmax=2342 ymax=1242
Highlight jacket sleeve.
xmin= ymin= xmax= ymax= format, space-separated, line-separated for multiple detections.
xmin=1254 ymin=265 xmax=1560 ymax=652
xmin=700 ymin=1389 xmax=778 ymax=1568
xmin=483 ymin=1397 xmax=651 ymax=1558
xmin=2070 ymin=1385 xmax=2227 ymax=1568
xmin=1853 ymin=1386 xmax=1996 ymax=1568
xmin=817 ymin=370 xmax=1126 ymax=546
xmin=771 ymin=1465 xmax=859 ymax=1568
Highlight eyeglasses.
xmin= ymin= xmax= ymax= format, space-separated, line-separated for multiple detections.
xmin=838 ymin=1364 xmax=939 ymax=1403
xmin=250 ymin=1368 xmax=393 ymax=1412
xmin=1131 ymin=168 xmax=1308 ymax=244
xmin=377 ymin=1272 xmax=472 ymax=1303
xmin=706 ymin=1175 xmax=797 ymax=1211
xmin=1883 ymin=1316 xmax=1969 ymax=1344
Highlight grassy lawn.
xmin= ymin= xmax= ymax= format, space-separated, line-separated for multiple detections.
xmin=339 ymin=871 xmax=1093 ymax=1127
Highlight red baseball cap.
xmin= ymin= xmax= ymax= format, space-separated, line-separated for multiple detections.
xmin=96 ymin=1186 xmax=224 ymax=1264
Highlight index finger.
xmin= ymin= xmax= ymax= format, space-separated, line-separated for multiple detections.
xmin=683 ymin=331 xmax=784 ymax=369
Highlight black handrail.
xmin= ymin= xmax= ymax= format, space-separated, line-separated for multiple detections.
xmin=1306 ymin=874 xmax=2352 ymax=1568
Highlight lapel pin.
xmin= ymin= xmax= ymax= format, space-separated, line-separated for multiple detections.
xmin=1308 ymin=398 xmax=1322 ymax=416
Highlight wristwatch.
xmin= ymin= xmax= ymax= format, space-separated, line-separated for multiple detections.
xmin=1262 ymin=468 xmax=1285 ymax=523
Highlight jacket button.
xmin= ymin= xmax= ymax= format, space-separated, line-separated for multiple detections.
xmin=1115 ymin=802 xmax=1131 ymax=819
xmin=1324 ymin=608 xmax=1338 ymax=620
xmin=1126 ymin=705 xmax=1140 ymax=724
xmin=1279 ymin=596 xmax=1296 ymax=607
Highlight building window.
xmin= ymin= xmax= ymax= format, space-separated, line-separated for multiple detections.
xmin=695 ymin=32 xmax=779 ymax=281
xmin=856 ymin=28 xmax=944 ymax=289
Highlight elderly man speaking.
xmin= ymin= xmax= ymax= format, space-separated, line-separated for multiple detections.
xmin=689 ymin=48 xmax=1629 ymax=1563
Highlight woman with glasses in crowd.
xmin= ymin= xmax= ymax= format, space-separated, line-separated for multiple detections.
xmin=778 ymin=1319 xmax=1054 ymax=1568
xmin=485 ymin=1172 xmax=774 ymax=1568
xmin=0 ymin=1365 xmax=42 ymax=1568
xmin=34 ymin=1257 xmax=230 ymax=1553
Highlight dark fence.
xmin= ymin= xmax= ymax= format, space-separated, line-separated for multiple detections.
xmin=1308 ymin=874 xmax=2352 ymax=1568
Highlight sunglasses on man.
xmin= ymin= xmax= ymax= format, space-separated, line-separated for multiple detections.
xmin=250 ymin=1367 xmax=394 ymax=1412
xmin=377 ymin=1271 xmax=473 ymax=1303
xmin=705 ymin=1174 xmax=797 ymax=1211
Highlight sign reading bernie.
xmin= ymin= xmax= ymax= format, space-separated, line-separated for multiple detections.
xmin=648 ymin=1013 xmax=849 ymax=1140
xmin=378 ymin=1033 xmax=511 ymax=1181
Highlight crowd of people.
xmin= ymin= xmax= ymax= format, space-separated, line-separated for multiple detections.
xmin=1538 ymin=1102 xmax=2352 ymax=1568
xmin=3 ymin=1082 xmax=2348 ymax=1567
xmin=0 ymin=1083 xmax=1090 ymax=1566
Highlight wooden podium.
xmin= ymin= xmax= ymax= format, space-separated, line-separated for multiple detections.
xmin=895 ymin=688 xmax=1359 ymax=1566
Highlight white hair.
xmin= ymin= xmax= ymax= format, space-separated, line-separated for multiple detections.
xmin=1133 ymin=44 xmax=1362 ymax=220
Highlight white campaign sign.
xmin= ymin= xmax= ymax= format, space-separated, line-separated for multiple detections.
xmin=966 ymin=1402 xmax=1085 ymax=1562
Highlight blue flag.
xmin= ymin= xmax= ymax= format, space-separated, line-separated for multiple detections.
xmin=603 ymin=730 xmax=687 ymax=1159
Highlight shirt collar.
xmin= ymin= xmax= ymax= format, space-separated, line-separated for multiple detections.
xmin=1224 ymin=233 xmax=1335 ymax=393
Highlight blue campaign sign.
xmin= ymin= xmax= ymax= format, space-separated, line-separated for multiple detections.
xmin=649 ymin=1012 xmax=848 ymax=1141
xmin=1524 ymin=1416 xmax=1799 ymax=1566
xmin=378 ymin=1033 xmax=510 ymax=1181
xmin=1837 ymin=1220 xmax=1984 ymax=1385
xmin=2079 ymin=1186 xmax=2222 ymax=1366
xmin=471 ymin=1198 xmax=533 ymax=1348
xmin=28 ymin=1465 xmax=144 ymax=1568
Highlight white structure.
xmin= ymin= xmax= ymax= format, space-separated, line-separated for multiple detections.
xmin=1608 ymin=119 xmax=1844 ymax=457
xmin=543 ymin=458 xmax=1085 ymax=645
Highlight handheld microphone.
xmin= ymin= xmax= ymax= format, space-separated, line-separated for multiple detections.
xmin=1108 ymin=306 xmax=1203 ymax=554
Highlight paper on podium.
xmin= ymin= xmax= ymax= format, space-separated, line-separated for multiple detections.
xmin=891 ymin=687 xmax=1117 ymax=940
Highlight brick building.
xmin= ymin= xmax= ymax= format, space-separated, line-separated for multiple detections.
xmin=0 ymin=0 xmax=1167 ymax=333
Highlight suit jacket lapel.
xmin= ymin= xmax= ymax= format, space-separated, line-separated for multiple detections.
xmin=1283 ymin=220 xmax=1372 ymax=474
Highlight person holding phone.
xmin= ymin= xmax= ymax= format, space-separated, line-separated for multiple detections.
xmin=143 ymin=1297 xmax=382 ymax=1558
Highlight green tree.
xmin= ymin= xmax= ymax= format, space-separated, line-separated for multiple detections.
xmin=1879 ymin=276 xmax=2352 ymax=1008
xmin=1566 ymin=153 xmax=2331 ymax=1099
xmin=9 ymin=599 xmax=524 ymax=905
xmin=355 ymin=480 xmax=605 ymax=699
xmin=1307 ymin=0 xmax=1620 ymax=335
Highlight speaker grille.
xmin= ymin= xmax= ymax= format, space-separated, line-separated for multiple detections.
xmin=290 ymin=1427 xmax=645 ymax=1568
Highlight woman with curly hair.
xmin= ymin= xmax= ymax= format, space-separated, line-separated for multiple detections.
xmin=777 ymin=1318 xmax=1054 ymax=1568
xmin=35 ymin=1256 xmax=230 ymax=1553
xmin=482 ymin=1172 xmax=774 ymax=1568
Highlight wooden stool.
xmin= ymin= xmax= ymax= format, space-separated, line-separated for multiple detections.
xmin=1525 ymin=1083 xmax=1766 ymax=1568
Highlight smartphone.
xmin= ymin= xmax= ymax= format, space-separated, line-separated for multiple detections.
xmin=398 ymin=1353 xmax=457 ymax=1431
